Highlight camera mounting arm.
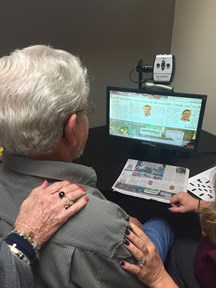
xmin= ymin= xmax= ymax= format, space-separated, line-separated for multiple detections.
xmin=135 ymin=55 xmax=175 ymax=90
xmin=136 ymin=59 xmax=153 ymax=89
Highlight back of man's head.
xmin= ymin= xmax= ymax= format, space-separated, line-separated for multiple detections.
xmin=0 ymin=45 xmax=90 ymax=156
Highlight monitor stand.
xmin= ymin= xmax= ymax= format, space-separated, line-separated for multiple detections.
xmin=130 ymin=143 xmax=181 ymax=165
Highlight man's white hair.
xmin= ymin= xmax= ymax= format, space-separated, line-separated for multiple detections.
xmin=0 ymin=45 xmax=90 ymax=155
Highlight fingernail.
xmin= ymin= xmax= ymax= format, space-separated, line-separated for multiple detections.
xmin=69 ymin=181 xmax=74 ymax=184
xmin=124 ymin=239 xmax=130 ymax=246
xmin=84 ymin=196 xmax=89 ymax=202
xmin=125 ymin=228 xmax=130 ymax=236
xmin=120 ymin=260 xmax=125 ymax=267
xmin=41 ymin=179 xmax=47 ymax=184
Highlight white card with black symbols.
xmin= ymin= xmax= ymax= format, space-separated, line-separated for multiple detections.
xmin=188 ymin=167 xmax=216 ymax=201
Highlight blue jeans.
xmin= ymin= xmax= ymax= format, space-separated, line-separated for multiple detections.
xmin=143 ymin=218 xmax=174 ymax=262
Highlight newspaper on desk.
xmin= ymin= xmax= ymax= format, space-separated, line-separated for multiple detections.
xmin=112 ymin=159 xmax=190 ymax=203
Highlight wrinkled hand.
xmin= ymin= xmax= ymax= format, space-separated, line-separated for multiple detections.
xmin=169 ymin=192 xmax=198 ymax=213
xmin=15 ymin=180 xmax=89 ymax=245
xmin=120 ymin=222 xmax=178 ymax=288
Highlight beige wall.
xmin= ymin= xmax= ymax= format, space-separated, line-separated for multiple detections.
xmin=0 ymin=0 xmax=175 ymax=127
xmin=171 ymin=0 xmax=216 ymax=135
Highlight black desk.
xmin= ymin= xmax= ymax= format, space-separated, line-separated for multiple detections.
xmin=76 ymin=126 xmax=216 ymax=239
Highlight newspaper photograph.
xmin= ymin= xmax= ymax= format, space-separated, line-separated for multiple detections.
xmin=112 ymin=159 xmax=190 ymax=203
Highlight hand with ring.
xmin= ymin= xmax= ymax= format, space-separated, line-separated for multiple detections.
xmin=120 ymin=222 xmax=178 ymax=288
xmin=58 ymin=191 xmax=75 ymax=209
xmin=15 ymin=180 xmax=89 ymax=246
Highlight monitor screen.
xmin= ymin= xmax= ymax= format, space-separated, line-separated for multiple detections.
xmin=106 ymin=86 xmax=207 ymax=153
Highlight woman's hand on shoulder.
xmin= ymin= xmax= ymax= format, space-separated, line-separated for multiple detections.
xmin=15 ymin=180 xmax=89 ymax=245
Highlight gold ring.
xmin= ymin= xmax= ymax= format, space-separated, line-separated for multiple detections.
xmin=64 ymin=196 xmax=74 ymax=209
xmin=137 ymin=258 xmax=146 ymax=267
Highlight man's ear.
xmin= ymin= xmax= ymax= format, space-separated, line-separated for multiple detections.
xmin=63 ymin=114 xmax=77 ymax=146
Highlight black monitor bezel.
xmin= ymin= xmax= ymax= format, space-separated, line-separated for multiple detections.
xmin=106 ymin=86 xmax=207 ymax=153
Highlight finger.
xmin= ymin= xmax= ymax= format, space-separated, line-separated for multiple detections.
xmin=64 ymin=196 xmax=89 ymax=217
xmin=130 ymin=222 xmax=149 ymax=241
xmin=170 ymin=195 xmax=179 ymax=203
xmin=168 ymin=206 xmax=185 ymax=213
xmin=170 ymin=201 xmax=180 ymax=207
xmin=126 ymin=230 xmax=145 ymax=252
xmin=40 ymin=179 xmax=49 ymax=188
xmin=44 ymin=180 xmax=73 ymax=194
xmin=76 ymin=183 xmax=86 ymax=192
xmin=66 ymin=188 xmax=86 ymax=202
xmin=120 ymin=261 xmax=140 ymax=276
xmin=127 ymin=224 xmax=153 ymax=255
xmin=124 ymin=239 xmax=145 ymax=261
xmin=171 ymin=192 xmax=187 ymax=203
xmin=29 ymin=179 xmax=49 ymax=195
xmin=58 ymin=183 xmax=86 ymax=196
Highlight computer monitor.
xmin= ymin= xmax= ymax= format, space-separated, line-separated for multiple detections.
xmin=106 ymin=86 xmax=207 ymax=153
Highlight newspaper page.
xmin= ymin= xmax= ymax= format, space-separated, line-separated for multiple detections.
xmin=112 ymin=159 xmax=190 ymax=203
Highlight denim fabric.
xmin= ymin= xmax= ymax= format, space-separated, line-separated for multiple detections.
xmin=144 ymin=218 xmax=174 ymax=262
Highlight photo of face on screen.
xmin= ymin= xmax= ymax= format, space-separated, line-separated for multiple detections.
xmin=107 ymin=87 xmax=207 ymax=152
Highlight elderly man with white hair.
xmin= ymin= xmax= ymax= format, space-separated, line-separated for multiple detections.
xmin=0 ymin=45 xmax=173 ymax=288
